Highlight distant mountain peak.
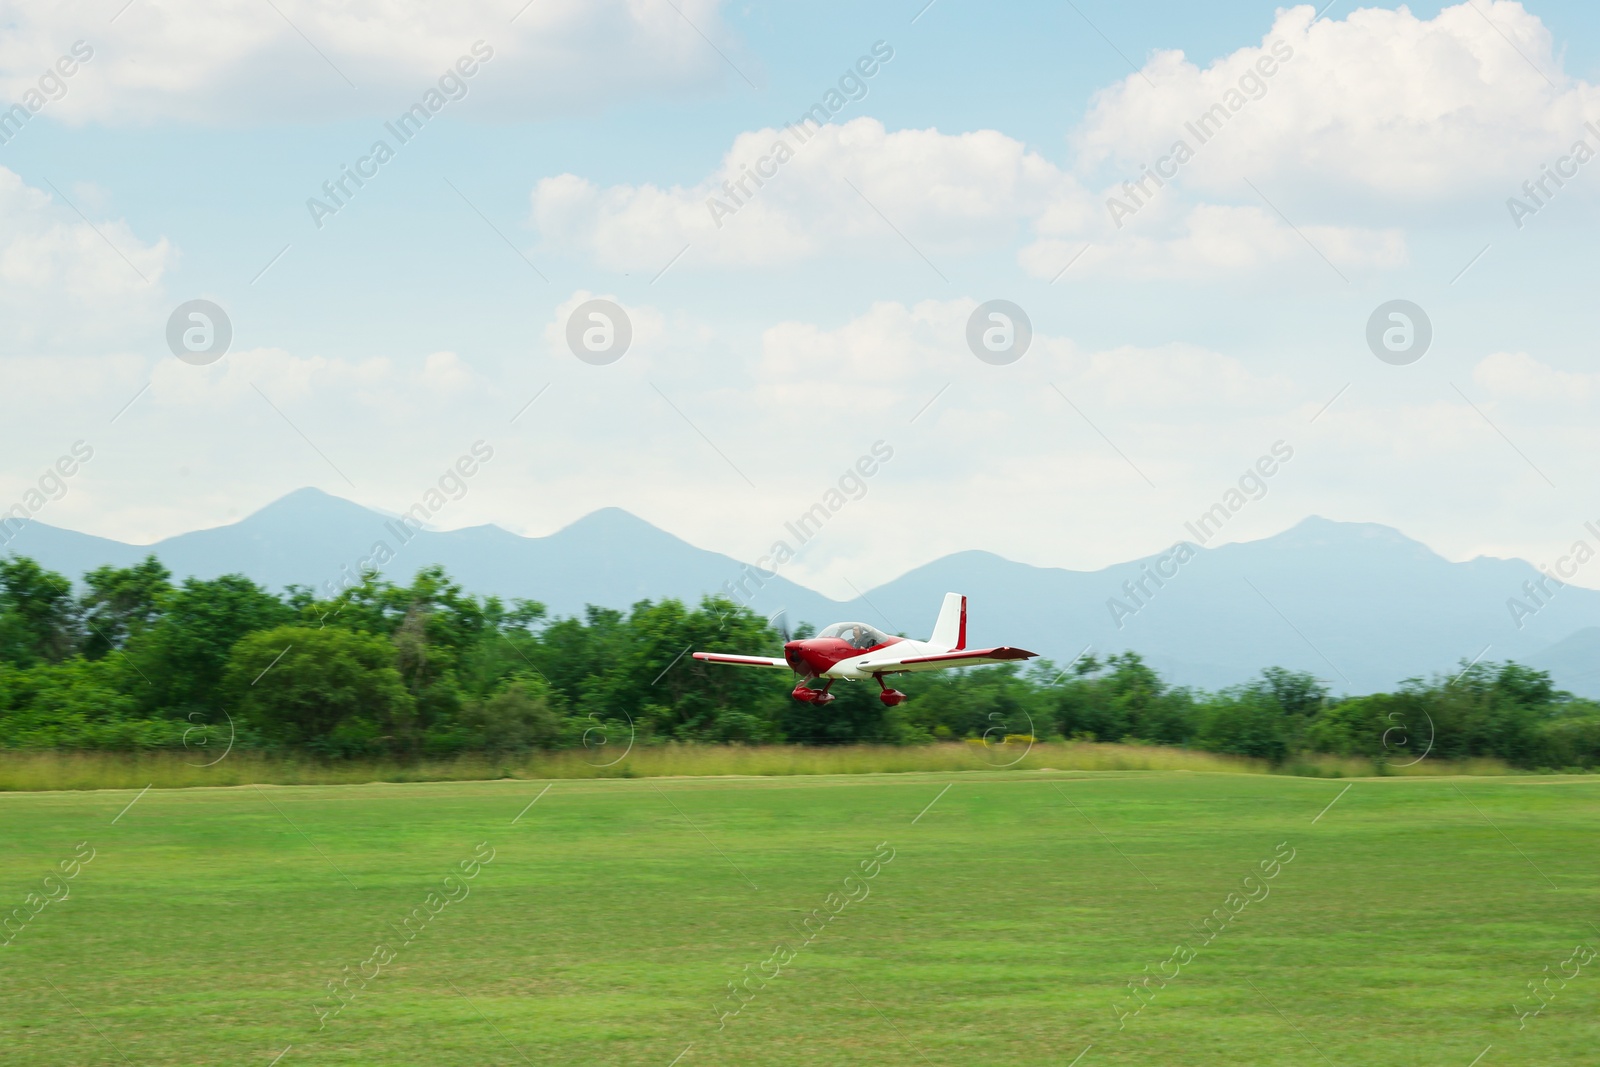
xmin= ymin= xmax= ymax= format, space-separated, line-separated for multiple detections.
xmin=1265 ymin=515 xmax=1432 ymax=550
xmin=274 ymin=486 xmax=343 ymax=505
xmin=244 ymin=487 xmax=375 ymax=521
xmin=558 ymin=506 xmax=655 ymax=531
xmin=550 ymin=507 xmax=705 ymax=550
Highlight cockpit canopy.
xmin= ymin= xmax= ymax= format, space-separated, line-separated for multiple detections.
xmin=816 ymin=622 xmax=893 ymax=650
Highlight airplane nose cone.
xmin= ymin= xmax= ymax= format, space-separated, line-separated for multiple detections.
xmin=783 ymin=640 xmax=815 ymax=673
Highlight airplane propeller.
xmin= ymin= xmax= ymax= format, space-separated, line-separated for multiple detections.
xmin=767 ymin=608 xmax=793 ymax=645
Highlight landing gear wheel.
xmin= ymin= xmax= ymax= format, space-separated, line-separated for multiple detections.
xmin=874 ymin=675 xmax=907 ymax=707
xmin=791 ymin=681 xmax=836 ymax=705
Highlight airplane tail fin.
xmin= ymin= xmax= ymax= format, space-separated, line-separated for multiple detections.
xmin=929 ymin=592 xmax=967 ymax=651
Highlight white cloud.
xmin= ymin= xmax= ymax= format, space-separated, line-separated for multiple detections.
xmin=1022 ymin=202 xmax=1406 ymax=279
xmin=1473 ymin=351 xmax=1599 ymax=404
xmin=421 ymin=350 xmax=473 ymax=393
xmin=529 ymin=51 xmax=1422 ymax=281
xmin=148 ymin=346 xmax=394 ymax=407
xmin=0 ymin=167 xmax=170 ymax=350
xmin=532 ymin=118 xmax=1080 ymax=271
xmin=0 ymin=0 xmax=739 ymax=125
xmin=1074 ymin=2 xmax=1600 ymax=202
xmin=0 ymin=353 xmax=146 ymax=409
xmin=753 ymin=298 xmax=1291 ymax=425
xmin=526 ymin=3 xmax=1598 ymax=281
xmin=758 ymin=299 xmax=989 ymax=386
xmin=1018 ymin=1 xmax=1600 ymax=273
xmin=1072 ymin=339 xmax=1296 ymax=410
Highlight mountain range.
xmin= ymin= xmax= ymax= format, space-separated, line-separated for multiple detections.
xmin=3 ymin=488 xmax=1597 ymax=697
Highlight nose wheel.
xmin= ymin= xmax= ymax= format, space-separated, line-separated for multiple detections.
xmin=875 ymin=675 xmax=906 ymax=707
xmin=792 ymin=681 xmax=835 ymax=705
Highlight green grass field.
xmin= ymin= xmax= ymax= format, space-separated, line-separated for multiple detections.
xmin=2 ymin=769 xmax=1596 ymax=1066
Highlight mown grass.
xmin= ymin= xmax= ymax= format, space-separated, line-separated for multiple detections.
xmin=0 ymin=741 xmax=1527 ymax=792
xmin=1 ymin=769 xmax=1595 ymax=1066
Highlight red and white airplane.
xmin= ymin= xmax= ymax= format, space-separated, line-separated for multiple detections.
xmin=693 ymin=593 xmax=1037 ymax=706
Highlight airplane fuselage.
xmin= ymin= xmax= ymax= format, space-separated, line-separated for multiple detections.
xmin=786 ymin=636 xmax=937 ymax=680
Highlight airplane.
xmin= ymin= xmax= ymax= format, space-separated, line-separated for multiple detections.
xmin=693 ymin=593 xmax=1037 ymax=706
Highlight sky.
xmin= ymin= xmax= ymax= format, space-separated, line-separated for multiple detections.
xmin=3 ymin=0 xmax=1600 ymax=599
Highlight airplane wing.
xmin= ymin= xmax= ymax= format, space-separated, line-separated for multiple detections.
xmin=692 ymin=652 xmax=791 ymax=670
xmin=852 ymin=646 xmax=1037 ymax=674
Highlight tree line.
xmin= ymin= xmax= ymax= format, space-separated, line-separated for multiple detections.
xmin=0 ymin=554 xmax=1597 ymax=769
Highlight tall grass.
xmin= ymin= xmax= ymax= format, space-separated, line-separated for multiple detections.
xmin=0 ymin=741 xmax=1532 ymax=793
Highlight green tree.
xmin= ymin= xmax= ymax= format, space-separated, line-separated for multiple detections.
xmin=452 ymin=675 xmax=563 ymax=752
xmin=1258 ymin=667 xmax=1327 ymax=718
xmin=0 ymin=655 xmax=171 ymax=749
xmin=1054 ymin=652 xmax=1194 ymax=744
xmin=80 ymin=555 xmax=172 ymax=659
xmin=1304 ymin=693 xmax=1396 ymax=758
xmin=1408 ymin=661 xmax=1558 ymax=765
xmin=292 ymin=566 xmax=541 ymax=745
xmin=902 ymin=662 xmax=1042 ymax=744
xmin=636 ymin=597 xmax=788 ymax=742
xmin=524 ymin=596 xmax=788 ymax=744
xmin=1193 ymin=687 xmax=1289 ymax=761
xmin=225 ymin=625 xmax=415 ymax=755
xmin=129 ymin=574 xmax=293 ymax=715
xmin=1534 ymin=708 xmax=1600 ymax=768
xmin=0 ymin=557 xmax=79 ymax=666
